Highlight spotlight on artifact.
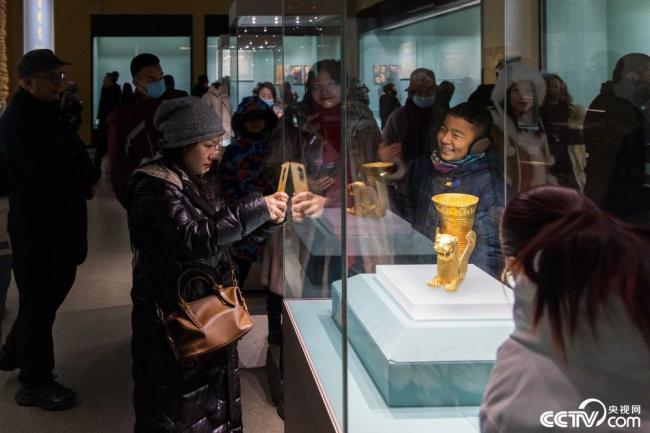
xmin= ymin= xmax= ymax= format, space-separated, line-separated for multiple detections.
xmin=427 ymin=193 xmax=479 ymax=292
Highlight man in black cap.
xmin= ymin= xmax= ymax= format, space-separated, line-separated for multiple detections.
xmin=0 ymin=49 xmax=99 ymax=410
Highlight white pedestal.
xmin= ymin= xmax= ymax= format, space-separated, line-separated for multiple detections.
xmin=376 ymin=264 xmax=513 ymax=321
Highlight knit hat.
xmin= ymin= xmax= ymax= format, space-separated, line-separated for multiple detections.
xmin=154 ymin=96 xmax=225 ymax=149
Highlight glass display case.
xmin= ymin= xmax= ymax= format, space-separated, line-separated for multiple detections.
xmin=226 ymin=0 xmax=649 ymax=431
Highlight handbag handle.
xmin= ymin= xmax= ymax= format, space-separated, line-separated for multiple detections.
xmin=175 ymin=268 xmax=236 ymax=309
xmin=174 ymin=268 xmax=239 ymax=329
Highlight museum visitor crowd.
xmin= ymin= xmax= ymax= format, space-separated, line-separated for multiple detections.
xmin=0 ymin=47 xmax=648 ymax=432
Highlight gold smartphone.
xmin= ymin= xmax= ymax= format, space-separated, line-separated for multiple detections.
xmin=277 ymin=162 xmax=291 ymax=193
xmin=290 ymin=162 xmax=309 ymax=193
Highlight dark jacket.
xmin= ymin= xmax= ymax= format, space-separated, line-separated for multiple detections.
xmin=97 ymin=83 xmax=121 ymax=126
xmin=382 ymin=100 xmax=445 ymax=216
xmin=222 ymin=96 xmax=278 ymax=201
xmin=406 ymin=151 xmax=505 ymax=277
xmin=379 ymin=92 xmax=401 ymax=129
xmin=108 ymin=89 xmax=186 ymax=208
xmin=127 ymin=162 xmax=277 ymax=433
xmin=540 ymin=102 xmax=580 ymax=189
xmin=191 ymin=84 xmax=209 ymax=98
xmin=219 ymin=96 xmax=278 ymax=262
xmin=468 ymin=84 xmax=495 ymax=109
xmin=0 ymin=88 xmax=99 ymax=269
xmin=584 ymin=80 xmax=649 ymax=220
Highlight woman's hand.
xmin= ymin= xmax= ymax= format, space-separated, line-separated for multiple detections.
xmin=291 ymin=191 xmax=326 ymax=222
xmin=264 ymin=192 xmax=289 ymax=223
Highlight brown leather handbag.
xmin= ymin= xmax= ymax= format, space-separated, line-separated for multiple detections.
xmin=159 ymin=267 xmax=254 ymax=364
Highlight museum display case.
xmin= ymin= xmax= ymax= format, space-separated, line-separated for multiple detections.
xmin=226 ymin=0 xmax=650 ymax=431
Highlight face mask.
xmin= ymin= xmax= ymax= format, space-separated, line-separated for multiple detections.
xmin=262 ymin=98 xmax=274 ymax=107
xmin=146 ymin=80 xmax=166 ymax=99
xmin=412 ymin=94 xmax=436 ymax=108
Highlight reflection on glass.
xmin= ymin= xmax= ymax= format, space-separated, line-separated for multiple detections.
xmin=206 ymin=36 xmax=222 ymax=83
xmin=360 ymin=5 xmax=481 ymax=124
xmin=221 ymin=1 xmax=650 ymax=433
xmin=493 ymin=60 xmax=555 ymax=193
xmin=92 ymin=36 xmax=191 ymax=124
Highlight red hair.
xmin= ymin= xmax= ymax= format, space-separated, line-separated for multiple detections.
xmin=501 ymin=186 xmax=650 ymax=358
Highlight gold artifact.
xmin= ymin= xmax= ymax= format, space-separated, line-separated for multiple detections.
xmin=290 ymin=162 xmax=309 ymax=193
xmin=427 ymin=193 xmax=479 ymax=292
xmin=277 ymin=162 xmax=309 ymax=193
xmin=347 ymin=162 xmax=393 ymax=218
xmin=277 ymin=162 xmax=290 ymax=193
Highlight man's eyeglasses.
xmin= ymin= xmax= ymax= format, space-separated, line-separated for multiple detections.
xmin=32 ymin=71 xmax=66 ymax=84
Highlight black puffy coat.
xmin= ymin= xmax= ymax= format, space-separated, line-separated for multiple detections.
xmin=127 ymin=162 xmax=276 ymax=433
xmin=0 ymin=88 xmax=99 ymax=269
xmin=584 ymin=80 xmax=649 ymax=220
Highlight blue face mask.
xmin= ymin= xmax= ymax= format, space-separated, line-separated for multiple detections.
xmin=412 ymin=94 xmax=436 ymax=108
xmin=146 ymin=80 xmax=166 ymax=99
xmin=262 ymin=98 xmax=274 ymax=107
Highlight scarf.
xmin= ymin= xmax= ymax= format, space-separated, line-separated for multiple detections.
xmin=431 ymin=151 xmax=486 ymax=174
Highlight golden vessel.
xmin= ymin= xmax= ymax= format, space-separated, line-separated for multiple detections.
xmin=427 ymin=193 xmax=479 ymax=292
xmin=347 ymin=162 xmax=394 ymax=218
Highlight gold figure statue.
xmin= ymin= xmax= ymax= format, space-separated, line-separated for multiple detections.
xmin=427 ymin=193 xmax=479 ymax=292
xmin=347 ymin=162 xmax=394 ymax=218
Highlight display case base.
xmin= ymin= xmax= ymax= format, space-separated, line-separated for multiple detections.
xmin=331 ymin=273 xmax=514 ymax=407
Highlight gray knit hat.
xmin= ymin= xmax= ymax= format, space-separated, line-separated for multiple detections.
xmin=154 ymin=96 xmax=225 ymax=149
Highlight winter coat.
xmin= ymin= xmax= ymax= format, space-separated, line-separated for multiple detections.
xmin=127 ymin=161 xmax=277 ymax=433
xmin=540 ymin=102 xmax=581 ymax=190
xmin=490 ymin=62 xmax=556 ymax=194
xmin=202 ymin=87 xmax=233 ymax=146
xmin=382 ymin=100 xmax=445 ymax=163
xmin=480 ymin=274 xmax=650 ymax=433
xmin=379 ymin=92 xmax=401 ymax=129
xmin=584 ymin=80 xmax=649 ymax=220
xmin=0 ymin=197 xmax=10 ymax=257
xmin=108 ymin=89 xmax=186 ymax=208
xmin=406 ymin=151 xmax=505 ymax=277
xmin=97 ymin=83 xmax=121 ymax=126
xmin=381 ymin=100 xmax=446 ymax=216
xmin=219 ymin=97 xmax=278 ymax=262
xmin=192 ymin=83 xmax=209 ymax=99
xmin=0 ymin=88 xmax=99 ymax=269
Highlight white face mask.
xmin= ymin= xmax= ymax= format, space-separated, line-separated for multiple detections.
xmin=262 ymin=98 xmax=274 ymax=107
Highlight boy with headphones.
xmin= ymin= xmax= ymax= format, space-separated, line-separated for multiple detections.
xmin=406 ymin=102 xmax=506 ymax=277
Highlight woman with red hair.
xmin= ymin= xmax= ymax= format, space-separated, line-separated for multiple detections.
xmin=481 ymin=185 xmax=650 ymax=432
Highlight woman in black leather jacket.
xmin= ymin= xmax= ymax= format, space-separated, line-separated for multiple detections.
xmin=126 ymin=97 xmax=287 ymax=433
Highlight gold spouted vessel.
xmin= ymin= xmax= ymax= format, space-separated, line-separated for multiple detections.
xmin=427 ymin=193 xmax=479 ymax=292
